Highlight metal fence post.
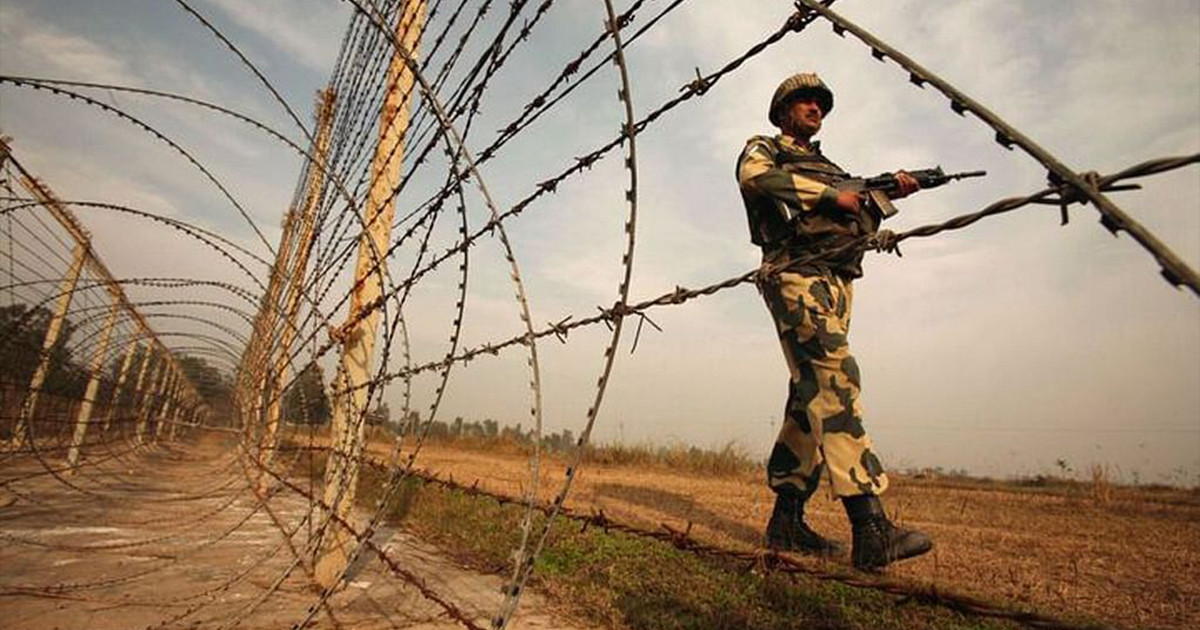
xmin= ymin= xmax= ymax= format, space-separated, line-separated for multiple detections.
xmin=154 ymin=371 xmax=178 ymax=442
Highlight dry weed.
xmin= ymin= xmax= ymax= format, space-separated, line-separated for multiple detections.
xmin=1090 ymin=464 xmax=1112 ymax=505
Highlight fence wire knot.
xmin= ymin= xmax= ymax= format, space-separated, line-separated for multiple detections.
xmin=789 ymin=3 xmax=816 ymax=28
xmin=547 ymin=316 xmax=572 ymax=343
xmin=668 ymin=285 xmax=689 ymax=304
xmin=661 ymin=521 xmax=694 ymax=549
xmin=605 ymin=300 xmax=634 ymax=320
xmin=755 ymin=260 xmax=782 ymax=290
xmin=1048 ymin=170 xmax=1103 ymax=226
xmin=680 ymin=67 xmax=712 ymax=96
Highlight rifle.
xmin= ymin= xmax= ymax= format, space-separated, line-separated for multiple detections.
xmin=835 ymin=167 xmax=986 ymax=220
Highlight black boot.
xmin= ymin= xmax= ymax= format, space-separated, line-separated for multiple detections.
xmin=842 ymin=494 xmax=932 ymax=570
xmin=765 ymin=492 xmax=843 ymax=555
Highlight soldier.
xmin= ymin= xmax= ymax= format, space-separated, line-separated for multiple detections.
xmin=736 ymin=72 xmax=932 ymax=570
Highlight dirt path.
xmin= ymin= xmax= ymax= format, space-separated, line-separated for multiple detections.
xmin=400 ymin=441 xmax=1200 ymax=630
xmin=0 ymin=438 xmax=592 ymax=630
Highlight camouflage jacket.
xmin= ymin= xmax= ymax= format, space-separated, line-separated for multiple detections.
xmin=736 ymin=134 xmax=877 ymax=279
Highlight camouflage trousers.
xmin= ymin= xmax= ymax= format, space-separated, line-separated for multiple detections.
xmin=759 ymin=267 xmax=889 ymax=500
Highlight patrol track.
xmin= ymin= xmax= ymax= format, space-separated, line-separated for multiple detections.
xmin=1 ymin=1 xmax=1195 ymax=629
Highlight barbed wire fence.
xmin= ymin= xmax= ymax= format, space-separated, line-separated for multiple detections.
xmin=0 ymin=1 xmax=1196 ymax=629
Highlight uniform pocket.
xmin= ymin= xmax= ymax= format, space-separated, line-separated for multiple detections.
xmin=796 ymin=274 xmax=837 ymax=317
xmin=764 ymin=272 xmax=837 ymax=333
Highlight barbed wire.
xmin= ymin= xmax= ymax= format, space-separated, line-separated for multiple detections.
xmin=792 ymin=0 xmax=1199 ymax=295
xmin=306 ymin=153 xmax=1195 ymax=398
xmin=362 ymin=456 xmax=1110 ymax=630
xmin=493 ymin=3 xmax=640 ymax=625
xmin=1 ymin=2 xmax=1195 ymax=630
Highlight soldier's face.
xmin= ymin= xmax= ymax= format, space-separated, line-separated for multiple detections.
xmin=786 ymin=97 xmax=824 ymax=138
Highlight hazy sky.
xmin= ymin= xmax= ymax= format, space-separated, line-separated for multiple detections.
xmin=1 ymin=1 xmax=1197 ymax=485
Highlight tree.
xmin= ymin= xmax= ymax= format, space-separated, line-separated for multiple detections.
xmin=178 ymin=354 xmax=234 ymax=420
xmin=399 ymin=409 xmax=421 ymax=435
xmin=99 ymin=344 xmax=150 ymax=421
xmin=282 ymin=362 xmax=331 ymax=425
xmin=0 ymin=303 xmax=86 ymax=399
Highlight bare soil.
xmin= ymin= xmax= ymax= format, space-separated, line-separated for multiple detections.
xmin=397 ymin=441 xmax=1200 ymax=630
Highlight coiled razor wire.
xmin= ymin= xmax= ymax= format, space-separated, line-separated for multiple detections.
xmin=492 ymin=2 xmax=640 ymax=626
xmin=0 ymin=1 xmax=1196 ymax=630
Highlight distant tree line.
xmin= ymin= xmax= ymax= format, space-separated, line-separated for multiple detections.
xmin=396 ymin=413 xmax=579 ymax=452
xmin=273 ymin=361 xmax=578 ymax=451
xmin=176 ymin=354 xmax=234 ymax=423
xmin=283 ymin=363 xmax=331 ymax=425
xmin=0 ymin=302 xmax=240 ymax=433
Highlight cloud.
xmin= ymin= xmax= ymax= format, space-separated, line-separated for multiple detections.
xmin=586 ymin=0 xmax=1200 ymax=478
xmin=1 ymin=1 xmax=1196 ymax=482
xmin=0 ymin=4 xmax=134 ymax=83
xmin=197 ymin=0 xmax=351 ymax=73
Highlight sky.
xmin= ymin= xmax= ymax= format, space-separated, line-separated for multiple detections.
xmin=1 ymin=0 xmax=1198 ymax=485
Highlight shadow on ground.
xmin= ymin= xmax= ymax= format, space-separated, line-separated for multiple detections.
xmin=593 ymin=482 xmax=761 ymax=545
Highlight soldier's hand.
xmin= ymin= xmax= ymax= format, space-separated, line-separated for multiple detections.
xmin=870 ymin=228 xmax=902 ymax=256
xmin=835 ymin=190 xmax=862 ymax=215
xmin=891 ymin=170 xmax=920 ymax=199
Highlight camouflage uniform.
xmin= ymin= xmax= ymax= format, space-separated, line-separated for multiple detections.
xmin=737 ymin=133 xmax=889 ymax=500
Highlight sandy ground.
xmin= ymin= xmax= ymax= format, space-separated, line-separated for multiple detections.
xmin=0 ymin=438 xmax=592 ymax=630
xmin=397 ymin=441 xmax=1200 ymax=630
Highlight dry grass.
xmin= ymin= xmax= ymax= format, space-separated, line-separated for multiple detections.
xmin=373 ymin=429 xmax=764 ymax=478
xmin=579 ymin=440 xmax=760 ymax=477
xmin=283 ymin=428 xmax=1199 ymax=628
xmin=1089 ymin=464 xmax=1113 ymax=505
xmin=387 ymin=439 xmax=1199 ymax=630
xmin=292 ymin=446 xmax=1022 ymax=630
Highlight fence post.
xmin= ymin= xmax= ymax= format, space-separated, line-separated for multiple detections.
xmin=169 ymin=392 xmax=187 ymax=441
xmin=262 ymin=89 xmax=337 ymax=469
xmin=314 ymin=0 xmax=425 ymax=590
xmin=154 ymin=371 xmax=178 ymax=442
xmin=66 ymin=298 xmax=118 ymax=471
xmin=137 ymin=351 xmax=166 ymax=445
xmin=103 ymin=340 xmax=138 ymax=432
xmin=10 ymin=242 xmax=87 ymax=447
xmin=127 ymin=345 xmax=154 ymax=440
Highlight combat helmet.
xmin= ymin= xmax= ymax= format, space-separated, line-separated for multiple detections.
xmin=769 ymin=72 xmax=834 ymax=126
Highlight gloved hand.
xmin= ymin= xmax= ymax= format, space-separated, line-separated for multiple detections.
xmin=868 ymin=229 xmax=902 ymax=257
